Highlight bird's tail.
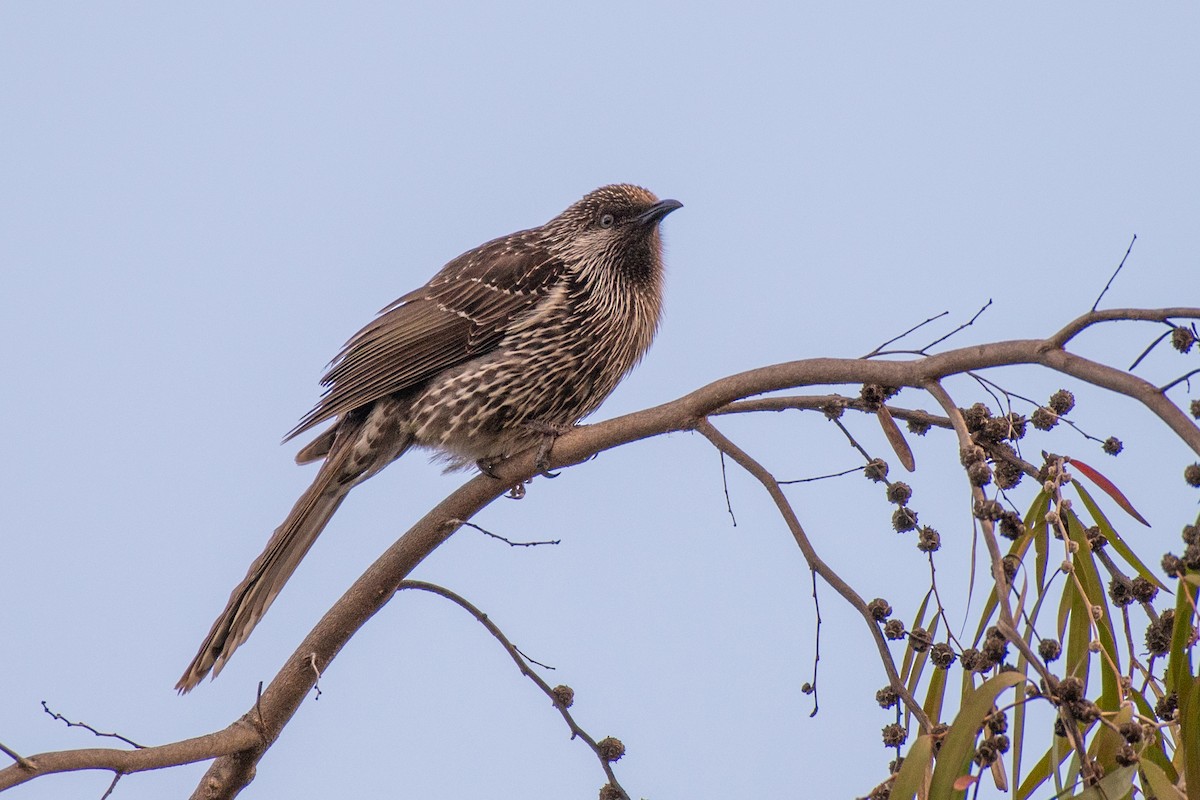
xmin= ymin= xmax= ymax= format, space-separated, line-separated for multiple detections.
xmin=176 ymin=452 xmax=354 ymax=693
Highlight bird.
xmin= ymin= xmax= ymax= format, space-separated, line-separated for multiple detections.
xmin=176 ymin=184 xmax=681 ymax=692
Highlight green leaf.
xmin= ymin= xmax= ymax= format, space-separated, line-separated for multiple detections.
xmin=1166 ymin=580 xmax=1200 ymax=797
xmin=1015 ymin=743 xmax=1072 ymax=800
xmin=1063 ymin=509 xmax=1120 ymax=705
xmin=1140 ymin=758 xmax=1185 ymax=800
xmin=1060 ymin=575 xmax=1090 ymax=688
xmin=929 ymin=671 xmax=1027 ymax=798
xmin=1178 ymin=674 xmax=1200 ymax=800
xmin=1126 ymin=686 xmax=1177 ymax=780
xmin=923 ymin=656 xmax=948 ymax=724
xmin=1029 ymin=489 xmax=1051 ymax=594
xmin=906 ymin=613 xmax=940 ymax=724
xmin=889 ymin=733 xmax=933 ymax=800
xmin=964 ymin=489 xmax=1041 ymax=652
xmin=901 ymin=590 xmax=934 ymax=683
xmin=1166 ymin=580 xmax=1197 ymax=695
xmin=1062 ymin=764 xmax=1137 ymax=799
xmin=1072 ymin=481 xmax=1166 ymax=591
xmin=972 ymin=498 xmax=1043 ymax=647
xmin=1011 ymin=665 xmax=1029 ymax=795
xmin=1090 ymin=703 xmax=1131 ymax=775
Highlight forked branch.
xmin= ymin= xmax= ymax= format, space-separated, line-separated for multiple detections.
xmin=2 ymin=306 xmax=1196 ymax=798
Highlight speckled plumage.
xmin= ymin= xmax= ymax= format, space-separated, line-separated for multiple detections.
xmin=177 ymin=185 xmax=681 ymax=691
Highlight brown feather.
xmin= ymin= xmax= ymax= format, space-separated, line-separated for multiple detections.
xmin=286 ymin=240 xmax=565 ymax=441
xmin=179 ymin=185 xmax=680 ymax=691
xmin=178 ymin=402 xmax=414 ymax=691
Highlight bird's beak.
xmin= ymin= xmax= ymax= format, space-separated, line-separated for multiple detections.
xmin=635 ymin=198 xmax=683 ymax=227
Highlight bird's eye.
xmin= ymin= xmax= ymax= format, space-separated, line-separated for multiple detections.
xmin=598 ymin=213 xmax=616 ymax=229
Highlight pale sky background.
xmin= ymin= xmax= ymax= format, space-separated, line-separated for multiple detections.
xmin=3 ymin=4 xmax=1199 ymax=799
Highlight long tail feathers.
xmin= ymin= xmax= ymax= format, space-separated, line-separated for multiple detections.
xmin=176 ymin=459 xmax=352 ymax=693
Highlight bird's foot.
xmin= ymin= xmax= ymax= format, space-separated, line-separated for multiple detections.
xmin=524 ymin=421 xmax=575 ymax=478
xmin=475 ymin=422 xmax=575 ymax=495
xmin=476 ymin=456 xmax=529 ymax=499
xmin=476 ymin=457 xmax=503 ymax=479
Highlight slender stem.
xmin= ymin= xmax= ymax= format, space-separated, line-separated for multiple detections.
xmin=694 ymin=418 xmax=932 ymax=733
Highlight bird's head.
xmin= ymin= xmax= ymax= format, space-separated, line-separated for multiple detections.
xmin=545 ymin=184 xmax=682 ymax=282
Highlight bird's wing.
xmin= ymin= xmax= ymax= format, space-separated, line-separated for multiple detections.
xmin=285 ymin=233 xmax=565 ymax=440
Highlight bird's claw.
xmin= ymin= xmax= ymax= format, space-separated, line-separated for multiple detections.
xmin=476 ymin=458 xmax=502 ymax=479
xmin=481 ymin=422 xmax=573 ymax=492
xmin=531 ymin=423 xmax=571 ymax=478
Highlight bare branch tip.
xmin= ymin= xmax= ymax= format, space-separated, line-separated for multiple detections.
xmin=1091 ymin=234 xmax=1138 ymax=312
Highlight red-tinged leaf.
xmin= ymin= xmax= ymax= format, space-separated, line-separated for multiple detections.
xmin=953 ymin=775 xmax=977 ymax=791
xmin=1064 ymin=457 xmax=1149 ymax=526
xmin=877 ymin=406 xmax=916 ymax=472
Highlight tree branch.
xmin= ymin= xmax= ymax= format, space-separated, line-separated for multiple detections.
xmin=693 ymin=418 xmax=933 ymax=733
xmin=5 ymin=306 xmax=1196 ymax=797
xmin=397 ymin=581 xmax=631 ymax=799
xmin=0 ymin=724 xmax=259 ymax=792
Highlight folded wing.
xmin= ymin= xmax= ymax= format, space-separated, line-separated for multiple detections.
xmin=286 ymin=235 xmax=565 ymax=441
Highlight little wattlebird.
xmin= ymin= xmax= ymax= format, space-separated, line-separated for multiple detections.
xmin=176 ymin=184 xmax=681 ymax=691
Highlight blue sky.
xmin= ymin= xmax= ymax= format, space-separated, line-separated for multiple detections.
xmin=2 ymin=4 xmax=1198 ymax=798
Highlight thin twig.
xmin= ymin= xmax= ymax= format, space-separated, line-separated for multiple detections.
xmin=808 ymin=568 xmax=822 ymax=718
xmin=1120 ymin=606 xmax=1138 ymax=685
xmin=514 ymin=645 xmax=556 ymax=671
xmin=693 ymin=418 xmax=932 ymax=732
xmin=830 ymin=417 xmax=875 ymax=463
xmin=308 ymin=655 xmax=322 ymax=700
xmin=1161 ymin=367 xmax=1200 ymax=394
xmin=968 ymin=374 xmax=1106 ymax=445
xmin=718 ymin=449 xmax=737 ymax=527
xmin=716 ymin=395 xmax=952 ymax=436
xmin=921 ymin=299 xmax=993 ymax=353
xmin=397 ymin=580 xmax=632 ymax=799
xmin=1128 ymin=327 xmax=1175 ymax=371
xmin=0 ymin=742 xmax=33 ymax=771
xmin=1092 ymin=235 xmax=1137 ymax=312
xmin=779 ymin=465 xmax=866 ymax=485
xmin=864 ymin=310 xmax=950 ymax=358
xmin=40 ymin=702 xmax=144 ymax=750
xmin=927 ymin=555 xmax=965 ymax=653
xmin=969 ymin=372 xmax=1009 ymax=416
xmin=99 ymin=771 xmax=123 ymax=800
xmin=456 ymin=520 xmax=561 ymax=547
